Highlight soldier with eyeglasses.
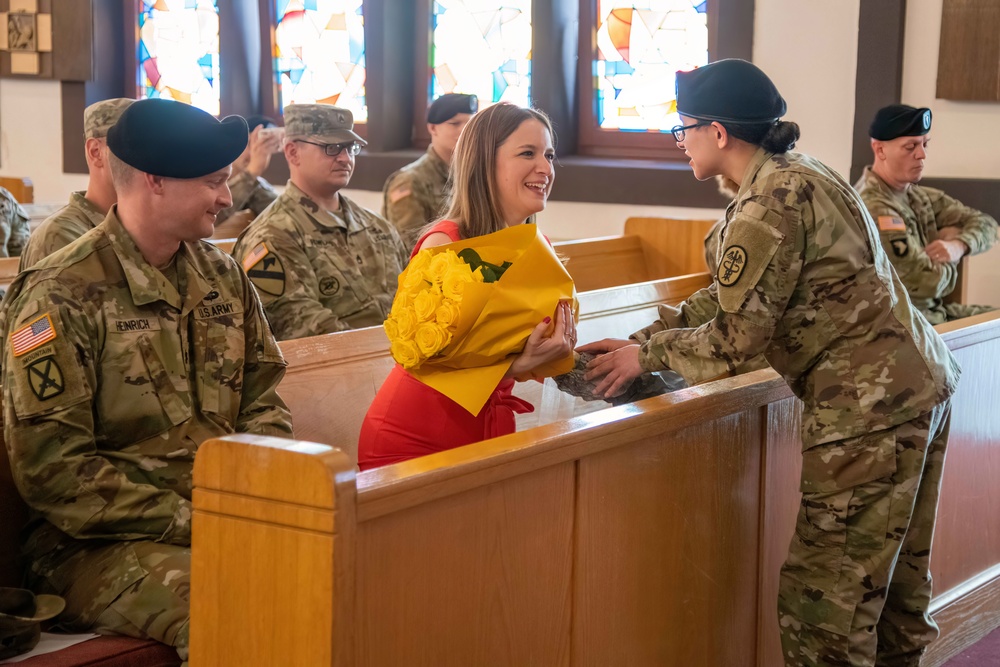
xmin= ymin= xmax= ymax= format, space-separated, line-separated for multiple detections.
xmin=234 ymin=103 xmax=408 ymax=340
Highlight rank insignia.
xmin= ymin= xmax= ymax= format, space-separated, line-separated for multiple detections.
xmin=27 ymin=356 xmax=65 ymax=401
xmin=243 ymin=243 xmax=285 ymax=296
xmin=717 ymin=245 xmax=747 ymax=287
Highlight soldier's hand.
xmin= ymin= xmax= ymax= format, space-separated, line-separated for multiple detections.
xmin=583 ymin=344 xmax=644 ymax=398
xmin=937 ymin=226 xmax=963 ymax=241
xmin=576 ymin=338 xmax=631 ymax=355
xmin=246 ymin=126 xmax=280 ymax=178
xmin=925 ymin=238 xmax=968 ymax=264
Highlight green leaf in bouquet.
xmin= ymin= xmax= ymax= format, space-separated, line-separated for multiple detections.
xmin=457 ymin=248 xmax=483 ymax=267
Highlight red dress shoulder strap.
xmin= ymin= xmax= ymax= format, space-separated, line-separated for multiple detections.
xmin=410 ymin=220 xmax=461 ymax=259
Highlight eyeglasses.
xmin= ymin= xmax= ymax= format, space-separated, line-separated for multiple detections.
xmin=670 ymin=122 xmax=710 ymax=142
xmin=293 ymin=139 xmax=362 ymax=157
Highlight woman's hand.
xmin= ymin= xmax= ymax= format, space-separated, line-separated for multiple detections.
xmin=582 ymin=343 xmax=645 ymax=398
xmin=507 ymin=301 xmax=576 ymax=380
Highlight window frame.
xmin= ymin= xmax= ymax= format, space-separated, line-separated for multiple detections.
xmin=576 ymin=0 xmax=753 ymax=160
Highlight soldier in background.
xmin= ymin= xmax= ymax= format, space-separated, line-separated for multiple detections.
xmin=382 ymin=93 xmax=478 ymax=250
xmin=20 ymin=98 xmax=133 ymax=270
xmin=0 ymin=98 xmax=293 ymax=665
xmin=215 ymin=114 xmax=282 ymax=226
xmin=581 ymin=59 xmax=959 ymax=667
xmin=234 ymin=103 xmax=407 ymax=341
xmin=856 ymin=104 xmax=997 ymax=324
xmin=0 ymin=186 xmax=29 ymax=259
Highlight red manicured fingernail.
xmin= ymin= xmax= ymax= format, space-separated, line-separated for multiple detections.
xmin=543 ymin=317 xmax=551 ymax=324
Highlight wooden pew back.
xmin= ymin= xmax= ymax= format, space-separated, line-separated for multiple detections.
xmin=0 ymin=176 xmax=33 ymax=204
xmin=211 ymin=209 xmax=254 ymax=239
xmin=276 ymin=273 xmax=711 ymax=462
xmin=193 ymin=311 xmax=1000 ymax=667
xmin=552 ymin=217 xmax=716 ymax=291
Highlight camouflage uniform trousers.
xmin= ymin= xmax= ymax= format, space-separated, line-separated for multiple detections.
xmin=778 ymin=400 xmax=951 ymax=667
xmin=37 ymin=540 xmax=190 ymax=665
xmin=943 ymin=302 xmax=994 ymax=323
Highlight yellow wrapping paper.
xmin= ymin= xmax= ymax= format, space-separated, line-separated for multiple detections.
xmin=397 ymin=223 xmax=578 ymax=416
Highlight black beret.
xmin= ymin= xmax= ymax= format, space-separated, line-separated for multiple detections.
xmin=107 ymin=99 xmax=248 ymax=179
xmin=676 ymin=59 xmax=786 ymax=124
xmin=869 ymin=104 xmax=932 ymax=141
xmin=427 ymin=94 xmax=478 ymax=124
xmin=244 ymin=114 xmax=277 ymax=132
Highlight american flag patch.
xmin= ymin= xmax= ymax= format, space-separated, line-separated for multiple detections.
xmin=11 ymin=313 xmax=57 ymax=357
xmin=242 ymin=243 xmax=269 ymax=271
xmin=877 ymin=216 xmax=906 ymax=232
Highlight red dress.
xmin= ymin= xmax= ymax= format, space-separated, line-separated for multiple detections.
xmin=357 ymin=221 xmax=534 ymax=471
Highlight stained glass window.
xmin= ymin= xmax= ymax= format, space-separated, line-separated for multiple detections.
xmin=138 ymin=0 xmax=221 ymax=116
xmin=431 ymin=1 xmax=533 ymax=107
xmin=594 ymin=1 xmax=708 ymax=132
xmin=274 ymin=0 xmax=367 ymax=123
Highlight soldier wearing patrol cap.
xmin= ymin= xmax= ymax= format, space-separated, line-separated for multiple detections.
xmin=381 ymin=93 xmax=478 ymax=250
xmin=578 ymin=59 xmax=959 ymax=667
xmin=234 ymin=103 xmax=408 ymax=341
xmin=20 ymin=98 xmax=134 ymax=270
xmin=0 ymin=98 xmax=293 ymax=665
xmin=856 ymin=103 xmax=998 ymax=324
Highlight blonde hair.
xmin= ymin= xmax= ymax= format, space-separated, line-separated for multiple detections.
xmin=437 ymin=103 xmax=555 ymax=240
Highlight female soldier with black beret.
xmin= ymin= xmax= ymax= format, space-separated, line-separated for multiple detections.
xmin=581 ymin=59 xmax=959 ymax=667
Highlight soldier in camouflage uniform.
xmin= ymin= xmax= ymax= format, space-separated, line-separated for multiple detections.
xmin=0 ymin=186 xmax=29 ymax=259
xmin=381 ymin=94 xmax=478 ymax=250
xmin=1 ymin=99 xmax=293 ymax=666
xmin=20 ymin=98 xmax=134 ymax=270
xmin=856 ymin=104 xmax=997 ymax=325
xmin=581 ymin=60 xmax=960 ymax=667
xmin=234 ymin=103 xmax=407 ymax=340
xmin=215 ymin=114 xmax=281 ymax=226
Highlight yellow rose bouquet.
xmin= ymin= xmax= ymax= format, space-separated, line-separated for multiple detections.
xmin=384 ymin=223 xmax=578 ymax=416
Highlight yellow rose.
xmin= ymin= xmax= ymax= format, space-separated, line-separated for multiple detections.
xmin=402 ymin=265 xmax=427 ymax=293
xmin=391 ymin=339 xmax=422 ymax=369
xmin=394 ymin=307 xmax=418 ymax=340
xmin=383 ymin=316 xmax=399 ymax=341
xmin=427 ymin=251 xmax=456 ymax=285
xmin=471 ymin=266 xmax=485 ymax=283
xmin=408 ymin=248 xmax=433 ymax=274
xmin=435 ymin=300 xmax=461 ymax=328
xmin=441 ymin=265 xmax=473 ymax=300
xmin=413 ymin=288 xmax=442 ymax=322
xmin=415 ymin=321 xmax=453 ymax=358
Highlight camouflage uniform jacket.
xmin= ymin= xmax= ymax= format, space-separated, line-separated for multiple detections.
xmin=0 ymin=186 xmax=30 ymax=258
xmin=216 ymin=170 xmax=278 ymax=225
xmin=1 ymin=208 xmax=293 ymax=593
xmin=631 ymin=148 xmax=960 ymax=447
xmin=854 ymin=167 xmax=998 ymax=324
xmin=234 ymin=181 xmax=408 ymax=340
xmin=381 ymin=146 xmax=451 ymax=250
xmin=19 ymin=191 xmax=104 ymax=270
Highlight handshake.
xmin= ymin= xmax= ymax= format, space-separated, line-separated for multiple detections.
xmin=554 ymin=351 xmax=686 ymax=405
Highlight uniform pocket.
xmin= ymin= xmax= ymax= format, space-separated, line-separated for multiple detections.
xmin=197 ymin=321 xmax=245 ymax=424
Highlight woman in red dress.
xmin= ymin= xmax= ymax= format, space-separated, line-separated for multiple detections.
xmin=358 ymin=103 xmax=575 ymax=470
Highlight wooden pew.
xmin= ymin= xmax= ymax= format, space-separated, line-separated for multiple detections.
xmin=0 ymin=176 xmax=33 ymax=204
xmin=192 ymin=311 xmax=1000 ymax=667
xmin=0 ymin=256 xmax=19 ymax=288
xmin=207 ymin=237 xmax=236 ymax=255
xmin=212 ymin=208 xmax=254 ymax=239
xmin=276 ymin=272 xmax=712 ymax=463
xmin=553 ymin=217 xmax=715 ymax=291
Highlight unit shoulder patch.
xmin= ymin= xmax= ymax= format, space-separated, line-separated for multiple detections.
xmin=26 ymin=356 xmax=64 ymax=401
xmin=717 ymin=245 xmax=747 ymax=287
xmin=243 ymin=243 xmax=285 ymax=296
